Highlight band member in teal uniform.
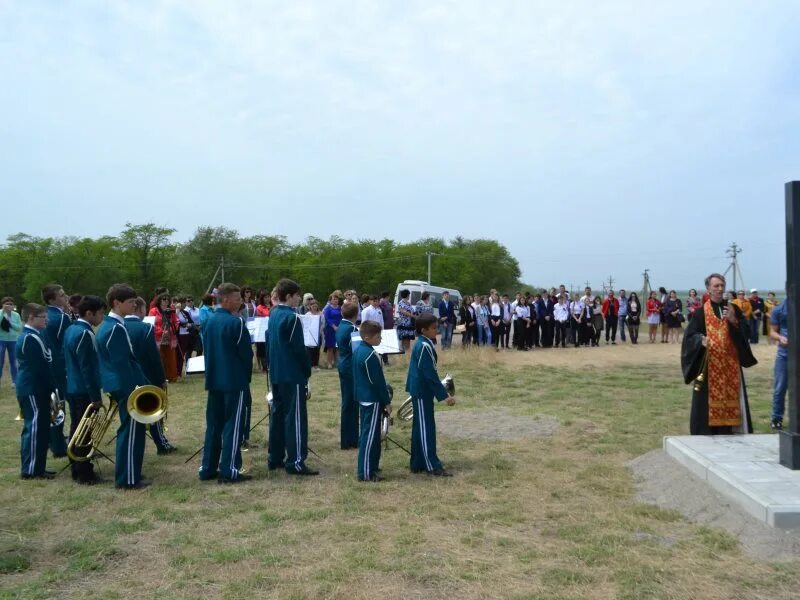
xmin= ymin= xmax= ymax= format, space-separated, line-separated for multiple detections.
xmin=124 ymin=297 xmax=175 ymax=455
xmin=354 ymin=320 xmax=392 ymax=482
xmin=64 ymin=295 xmax=106 ymax=484
xmin=16 ymin=304 xmax=57 ymax=479
xmin=41 ymin=284 xmax=71 ymax=457
xmin=199 ymin=283 xmax=253 ymax=483
xmin=96 ymin=284 xmax=150 ymax=489
xmin=336 ymin=301 xmax=359 ymax=449
xmin=267 ymin=278 xmax=316 ymax=475
xmin=406 ymin=313 xmax=456 ymax=477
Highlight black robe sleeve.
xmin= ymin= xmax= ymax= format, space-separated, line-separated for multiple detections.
xmin=728 ymin=304 xmax=758 ymax=369
xmin=681 ymin=307 xmax=706 ymax=384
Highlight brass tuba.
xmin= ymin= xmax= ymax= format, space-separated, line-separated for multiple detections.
xmin=67 ymin=397 xmax=119 ymax=462
xmin=127 ymin=385 xmax=168 ymax=424
xmin=50 ymin=390 xmax=65 ymax=427
xmin=397 ymin=373 xmax=454 ymax=422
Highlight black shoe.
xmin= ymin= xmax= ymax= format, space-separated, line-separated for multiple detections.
xmin=77 ymin=476 xmax=103 ymax=486
xmin=429 ymin=468 xmax=453 ymax=477
xmin=267 ymin=462 xmax=285 ymax=471
xmin=44 ymin=470 xmax=56 ymax=476
xmin=21 ymin=472 xmax=55 ymax=480
xmin=52 ymin=453 xmax=67 ymax=459
xmin=157 ymin=446 xmax=177 ymax=455
xmin=611 ymin=341 xmax=616 ymax=345
xmin=287 ymin=467 xmax=319 ymax=476
xmin=771 ymin=419 xmax=783 ymax=431
xmin=411 ymin=468 xmax=426 ymax=474
xmin=359 ymin=474 xmax=384 ymax=482
xmin=116 ymin=479 xmax=152 ymax=490
xmin=218 ymin=474 xmax=253 ymax=484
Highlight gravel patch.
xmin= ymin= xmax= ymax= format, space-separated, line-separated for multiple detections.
xmin=629 ymin=449 xmax=800 ymax=561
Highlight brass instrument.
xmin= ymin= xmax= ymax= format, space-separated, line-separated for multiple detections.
xmin=67 ymin=398 xmax=119 ymax=462
xmin=693 ymin=351 xmax=708 ymax=392
xmin=397 ymin=373 xmax=454 ymax=422
xmin=127 ymin=385 xmax=168 ymax=424
xmin=381 ymin=384 xmax=394 ymax=441
xmin=50 ymin=390 xmax=65 ymax=427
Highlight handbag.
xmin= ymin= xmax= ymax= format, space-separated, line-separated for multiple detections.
xmin=454 ymin=324 xmax=466 ymax=334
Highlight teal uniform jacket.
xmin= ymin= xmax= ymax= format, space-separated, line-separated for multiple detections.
xmin=96 ymin=314 xmax=147 ymax=394
xmin=268 ymin=305 xmax=311 ymax=384
xmin=354 ymin=342 xmax=391 ymax=406
xmin=203 ymin=309 xmax=253 ymax=391
xmin=64 ymin=319 xmax=102 ymax=403
xmin=336 ymin=320 xmax=356 ymax=374
xmin=406 ymin=336 xmax=448 ymax=402
xmin=43 ymin=306 xmax=71 ymax=391
xmin=124 ymin=316 xmax=166 ymax=387
xmin=15 ymin=326 xmax=57 ymax=396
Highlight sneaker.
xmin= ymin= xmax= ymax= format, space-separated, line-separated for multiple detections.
xmin=771 ymin=419 xmax=783 ymax=431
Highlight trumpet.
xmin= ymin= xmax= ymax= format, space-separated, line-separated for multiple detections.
xmin=67 ymin=398 xmax=118 ymax=462
xmin=50 ymin=390 xmax=65 ymax=427
xmin=397 ymin=374 xmax=454 ymax=422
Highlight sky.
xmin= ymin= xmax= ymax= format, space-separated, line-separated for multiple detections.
xmin=1 ymin=1 xmax=798 ymax=292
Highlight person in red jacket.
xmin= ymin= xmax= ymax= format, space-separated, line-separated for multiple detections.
xmin=601 ymin=291 xmax=620 ymax=344
xmin=646 ymin=291 xmax=662 ymax=343
xmin=149 ymin=292 xmax=180 ymax=382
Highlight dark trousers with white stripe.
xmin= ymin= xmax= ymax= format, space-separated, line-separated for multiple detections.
xmin=339 ymin=372 xmax=358 ymax=449
xmin=18 ymin=393 xmax=50 ymax=476
xmin=67 ymin=394 xmax=96 ymax=481
xmin=200 ymin=390 xmax=245 ymax=481
xmin=269 ymin=382 xmax=309 ymax=473
xmin=149 ymin=419 xmax=172 ymax=451
xmin=111 ymin=389 xmax=146 ymax=487
xmin=410 ymin=396 xmax=443 ymax=472
xmin=241 ymin=387 xmax=252 ymax=444
xmin=357 ymin=403 xmax=382 ymax=480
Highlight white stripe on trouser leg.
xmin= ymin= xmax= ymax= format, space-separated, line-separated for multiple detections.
xmin=417 ymin=398 xmax=433 ymax=471
xmin=128 ymin=415 xmax=135 ymax=485
xmin=294 ymin=385 xmax=301 ymax=471
xmin=28 ymin=396 xmax=37 ymax=475
xmin=230 ymin=391 xmax=243 ymax=479
xmin=364 ymin=405 xmax=379 ymax=479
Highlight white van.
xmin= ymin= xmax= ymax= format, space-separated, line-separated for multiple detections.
xmin=393 ymin=280 xmax=462 ymax=320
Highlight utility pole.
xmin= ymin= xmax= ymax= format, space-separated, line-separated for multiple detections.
xmin=205 ymin=257 xmax=224 ymax=295
xmin=723 ymin=243 xmax=744 ymax=291
xmin=220 ymin=256 xmax=225 ymax=284
xmin=426 ymin=251 xmax=440 ymax=284
xmin=641 ymin=269 xmax=652 ymax=300
xmin=607 ymin=275 xmax=615 ymax=293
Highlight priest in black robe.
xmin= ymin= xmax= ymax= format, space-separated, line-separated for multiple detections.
xmin=681 ymin=273 xmax=757 ymax=435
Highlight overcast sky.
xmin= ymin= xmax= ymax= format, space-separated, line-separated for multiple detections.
xmin=1 ymin=1 xmax=797 ymax=292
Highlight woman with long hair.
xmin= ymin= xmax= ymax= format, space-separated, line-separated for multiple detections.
xmin=254 ymin=291 xmax=271 ymax=371
xmin=627 ymin=292 xmax=641 ymax=344
xmin=323 ymin=292 xmax=342 ymax=368
xmin=240 ymin=286 xmax=257 ymax=319
xmin=658 ymin=286 xmax=669 ymax=343
xmin=665 ymin=290 xmax=684 ymax=343
xmin=489 ymin=293 xmax=502 ymax=350
xmin=149 ymin=292 xmax=180 ymax=382
xmin=646 ymin=291 xmax=661 ymax=343
xmin=475 ymin=295 xmax=490 ymax=346
xmin=459 ymin=295 xmax=474 ymax=347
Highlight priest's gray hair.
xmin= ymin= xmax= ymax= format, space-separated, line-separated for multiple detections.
xmin=704 ymin=273 xmax=726 ymax=288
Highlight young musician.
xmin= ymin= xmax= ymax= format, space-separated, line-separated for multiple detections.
xmin=16 ymin=304 xmax=57 ymax=479
xmin=199 ymin=283 xmax=253 ymax=484
xmin=267 ymin=278 xmax=316 ymax=475
xmin=336 ymin=302 xmax=359 ymax=449
xmin=406 ymin=313 xmax=456 ymax=476
xmin=41 ymin=284 xmax=72 ymax=457
xmin=96 ymin=284 xmax=150 ymax=490
xmin=354 ymin=320 xmax=392 ymax=482
xmin=64 ymin=295 xmax=106 ymax=484
xmin=124 ymin=297 xmax=176 ymax=455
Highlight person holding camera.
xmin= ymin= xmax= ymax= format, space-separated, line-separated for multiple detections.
xmin=0 ymin=297 xmax=22 ymax=388
xmin=149 ymin=292 xmax=180 ymax=382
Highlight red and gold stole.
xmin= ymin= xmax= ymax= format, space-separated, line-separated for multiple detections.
xmin=704 ymin=301 xmax=741 ymax=426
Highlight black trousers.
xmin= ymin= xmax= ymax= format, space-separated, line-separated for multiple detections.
xmin=530 ymin=321 xmax=540 ymax=347
xmin=502 ymin=321 xmax=511 ymax=347
xmin=490 ymin=317 xmax=502 ymax=348
xmin=514 ymin=322 xmax=527 ymax=349
xmin=628 ymin=317 xmax=640 ymax=343
xmin=554 ymin=321 xmax=567 ymax=347
xmin=67 ymin=394 xmax=97 ymax=482
xmin=605 ymin=316 xmax=618 ymax=342
xmin=541 ymin=320 xmax=554 ymax=347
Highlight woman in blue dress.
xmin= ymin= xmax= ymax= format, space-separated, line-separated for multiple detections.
xmin=323 ymin=292 xmax=343 ymax=368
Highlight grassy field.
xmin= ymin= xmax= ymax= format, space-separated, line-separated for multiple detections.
xmin=1 ymin=342 xmax=797 ymax=599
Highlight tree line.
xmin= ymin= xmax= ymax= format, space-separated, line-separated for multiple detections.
xmin=0 ymin=223 xmax=522 ymax=304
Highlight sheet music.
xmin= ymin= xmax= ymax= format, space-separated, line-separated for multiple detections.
xmin=246 ymin=317 xmax=269 ymax=343
xmin=299 ymin=314 xmax=321 ymax=347
xmin=350 ymin=328 xmax=404 ymax=355
xmin=186 ymin=355 xmax=205 ymax=374
xmin=143 ymin=316 xmax=156 ymax=326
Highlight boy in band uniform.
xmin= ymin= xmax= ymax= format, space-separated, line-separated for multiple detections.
xmin=199 ymin=283 xmax=253 ymax=484
xmin=96 ymin=284 xmax=151 ymax=490
xmin=124 ymin=297 xmax=175 ymax=455
xmin=16 ymin=303 xmax=57 ymax=479
xmin=267 ymin=278 xmax=316 ymax=475
xmin=42 ymin=284 xmax=72 ymax=457
xmin=336 ymin=302 xmax=359 ymax=449
xmin=354 ymin=320 xmax=392 ymax=482
xmin=63 ymin=295 xmax=106 ymax=484
xmin=406 ymin=313 xmax=456 ymax=477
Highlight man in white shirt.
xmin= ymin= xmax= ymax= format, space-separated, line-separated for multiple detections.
xmin=361 ymin=295 xmax=384 ymax=327
xmin=553 ymin=294 xmax=570 ymax=348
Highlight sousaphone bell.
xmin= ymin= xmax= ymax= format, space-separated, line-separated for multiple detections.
xmin=397 ymin=373 xmax=454 ymax=422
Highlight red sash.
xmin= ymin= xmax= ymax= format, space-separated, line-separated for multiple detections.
xmin=704 ymin=301 xmax=741 ymax=427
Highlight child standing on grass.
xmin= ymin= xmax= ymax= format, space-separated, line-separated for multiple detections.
xmin=406 ymin=313 xmax=456 ymax=477
xmin=336 ymin=302 xmax=359 ymax=449
xmin=354 ymin=320 xmax=392 ymax=482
